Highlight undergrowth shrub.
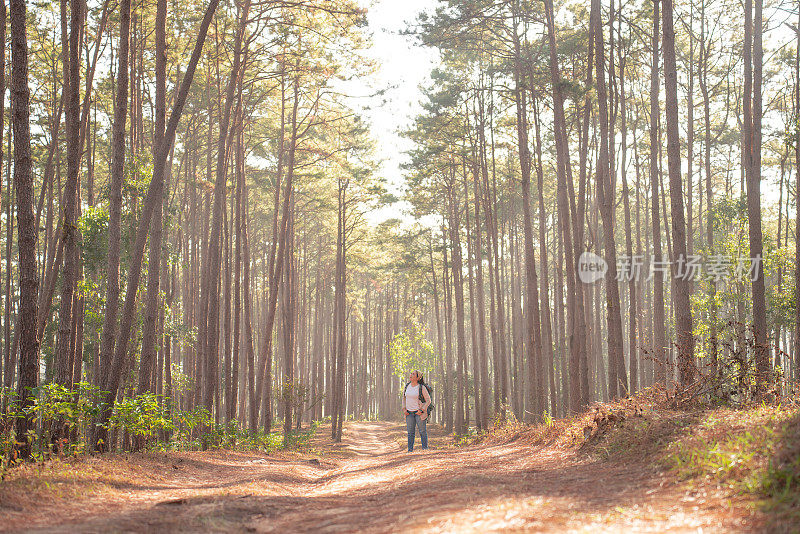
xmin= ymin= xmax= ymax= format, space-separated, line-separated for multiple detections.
xmin=657 ymin=405 xmax=800 ymax=524
xmin=0 ymin=383 xmax=320 ymax=469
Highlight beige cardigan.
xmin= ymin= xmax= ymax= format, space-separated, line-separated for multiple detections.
xmin=403 ymin=382 xmax=431 ymax=421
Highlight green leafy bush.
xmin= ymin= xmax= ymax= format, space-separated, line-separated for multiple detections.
xmin=1 ymin=383 xmax=318 ymax=465
xmin=110 ymin=392 xmax=174 ymax=442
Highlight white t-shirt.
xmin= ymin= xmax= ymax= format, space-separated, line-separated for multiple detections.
xmin=405 ymin=384 xmax=421 ymax=411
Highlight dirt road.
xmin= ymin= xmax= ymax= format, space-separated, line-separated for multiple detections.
xmin=3 ymin=421 xmax=759 ymax=533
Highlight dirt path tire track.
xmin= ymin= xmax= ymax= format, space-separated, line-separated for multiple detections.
xmin=4 ymin=421 xmax=759 ymax=533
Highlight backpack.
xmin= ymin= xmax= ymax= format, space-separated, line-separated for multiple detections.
xmin=403 ymin=382 xmax=434 ymax=414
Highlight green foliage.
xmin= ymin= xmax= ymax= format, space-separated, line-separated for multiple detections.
xmin=110 ymin=393 xmax=174 ymax=440
xmin=690 ymin=193 xmax=795 ymax=402
xmin=660 ymin=408 xmax=800 ymax=523
xmin=284 ymin=419 xmax=321 ymax=450
xmin=79 ymin=205 xmax=110 ymax=274
xmin=162 ymin=415 xmax=319 ymax=452
xmin=78 ymin=278 xmax=106 ymax=359
xmin=455 ymin=426 xmax=481 ymax=446
xmin=0 ymin=387 xmax=20 ymax=472
xmin=170 ymin=363 xmax=195 ymax=397
xmin=28 ymin=382 xmax=105 ymax=457
xmin=182 ymin=421 xmax=284 ymax=453
xmin=389 ymin=321 xmax=436 ymax=384
xmin=123 ymin=153 xmax=154 ymax=205
xmin=163 ymin=306 xmax=197 ymax=348
xmin=281 ymin=379 xmax=317 ymax=416
xmin=1 ymin=382 xmax=318 ymax=466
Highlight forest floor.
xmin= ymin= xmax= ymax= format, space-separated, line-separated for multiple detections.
xmin=1 ymin=406 xmax=796 ymax=533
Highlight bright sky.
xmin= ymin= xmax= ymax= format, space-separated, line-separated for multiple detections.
xmin=356 ymin=0 xmax=439 ymax=224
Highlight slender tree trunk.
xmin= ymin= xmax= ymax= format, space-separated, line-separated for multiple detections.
xmin=96 ymin=0 xmax=130 ymax=395
xmin=747 ymin=0 xmax=769 ymax=390
xmin=794 ymin=5 xmax=800 ymax=389
xmin=242 ymin=179 xmax=257 ymax=428
xmin=544 ymin=0 xmax=580 ymax=412
xmin=513 ymin=9 xmax=544 ymax=422
xmin=54 ymin=0 xmax=83 ymax=392
xmin=311 ymin=247 xmax=324 ymax=421
xmin=662 ymin=0 xmax=695 ymax=386
xmin=0 ymin=0 xmax=7 ymax=406
xmin=442 ymin=226 xmax=454 ymax=432
xmin=3 ymin=120 xmax=13 ymax=400
xmin=447 ymin=173 xmax=467 ymax=435
xmin=231 ymin=114 xmax=244 ymax=424
xmin=592 ymin=0 xmax=626 ymax=398
xmin=462 ymin=163 xmax=482 ymax=429
xmin=650 ymin=0 xmax=667 ymax=384
xmin=282 ymin=197 xmax=296 ymax=444
xmin=331 ymin=178 xmax=348 ymax=442
xmin=532 ymin=94 xmax=556 ymax=416
xmin=700 ymin=2 xmax=718 ymax=380
xmin=686 ymin=8 xmax=695 ymax=262
xmin=472 ymin=120 xmax=490 ymax=429
xmin=137 ymin=0 xmax=168 ymax=396
xmin=11 ymin=0 xmax=39 ymax=459
xmin=617 ymin=11 xmax=638 ymax=394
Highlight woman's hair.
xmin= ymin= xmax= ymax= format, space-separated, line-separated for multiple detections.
xmin=414 ymin=370 xmax=425 ymax=385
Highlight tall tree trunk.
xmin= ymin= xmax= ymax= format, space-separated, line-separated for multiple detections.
xmin=513 ymin=8 xmax=544 ymax=422
xmin=699 ymin=1 xmax=718 ymax=380
xmin=282 ymin=197 xmax=296 ymax=444
xmin=202 ymin=0 xmax=251 ymax=420
xmin=441 ymin=226 xmax=454 ymax=432
xmin=96 ymin=0 xmax=130 ymax=395
xmin=0 ymin=0 xmax=7 ymax=407
xmin=592 ymin=0 xmax=626 ymax=398
xmin=54 ymin=0 xmax=83 ymax=391
xmin=331 ymin=178 xmax=348 ymax=442
xmin=747 ymin=0 xmax=769 ymax=390
xmin=462 ymin=163 xmax=482 ymax=429
xmin=3 ymin=120 xmax=13 ymax=400
xmin=650 ymin=0 xmax=667 ymax=384
xmin=686 ymin=7 xmax=695 ymax=262
xmin=242 ymin=178 xmax=257 ymax=429
xmin=662 ymin=0 xmax=695 ymax=387
xmin=11 ymin=0 xmax=39 ymax=459
xmin=137 ymin=0 xmax=168 ymax=396
xmin=617 ymin=9 xmax=638 ymax=394
xmin=472 ymin=114 xmax=490 ymax=429
xmin=794 ymin=5 xmax=800 ymax=389
xmin=231 ymin=113 xmax=244 ymax=424
xmin=532 ymin=94 xmax=557 ymax=416
xmin=447 ymin=173 xmax=467 ymax=435
xmin=544 ymin=0 xmax=580 ymax=412
xmin=312 ymin=246 xmax=324 ymax=421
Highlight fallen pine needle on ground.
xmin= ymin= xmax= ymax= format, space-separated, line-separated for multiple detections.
xmin=1 ymin=406 xmax=795 ymax=533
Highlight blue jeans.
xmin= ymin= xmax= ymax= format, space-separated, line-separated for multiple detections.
xmin=406 ymin=412 xmax=428 ymax=452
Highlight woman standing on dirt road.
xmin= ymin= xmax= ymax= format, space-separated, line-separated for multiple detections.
xmin=403 ymin=370 xmax=431 ymax=452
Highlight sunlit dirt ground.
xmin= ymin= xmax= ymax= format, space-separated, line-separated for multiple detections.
xmin=1 ymin=420 xmax=761 ymax=533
